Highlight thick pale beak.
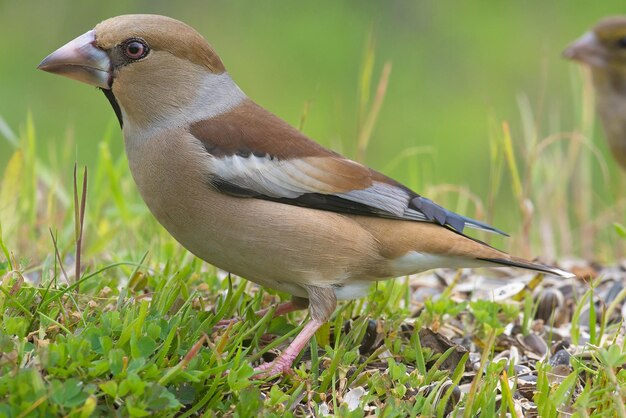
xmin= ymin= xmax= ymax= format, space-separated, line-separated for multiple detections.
xmin=563 ymin=31 xmax=606 ymax=68
xmin=38 ymin=30 xmax=111 ymax=89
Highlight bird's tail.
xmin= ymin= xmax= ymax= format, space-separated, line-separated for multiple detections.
xmin=478 ymin=256 xmax=575 ymax=278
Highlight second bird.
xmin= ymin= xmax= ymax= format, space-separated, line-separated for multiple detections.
xmin=565 ymin=16 xmax=626 ymax=171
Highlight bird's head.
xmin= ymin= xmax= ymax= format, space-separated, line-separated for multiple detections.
xmin=38 ymin=15 xmax=233 ymax=128
xmin=564 ymin=16 xmax=626 ymax=69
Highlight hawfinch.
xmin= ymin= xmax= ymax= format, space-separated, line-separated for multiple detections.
xmin=39 ymin=14 xmax=573 ymax=376
xmin=564 ymin=16 xmax=626 ymax=170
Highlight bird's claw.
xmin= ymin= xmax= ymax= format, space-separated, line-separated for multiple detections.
xmin=252 ymin=358 xmax=294 ymax=379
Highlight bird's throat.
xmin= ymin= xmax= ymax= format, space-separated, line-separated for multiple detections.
xmin=100 ymin=88 xmax=123 ymax=128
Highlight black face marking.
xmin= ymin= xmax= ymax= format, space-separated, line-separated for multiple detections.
xmin=101 ymin=88 xmax=123 ymax=128
xmin=97 ymin=38 xmax=152 ymax=129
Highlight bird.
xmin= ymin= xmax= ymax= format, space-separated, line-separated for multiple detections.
xmin=564 ymin=16 xmax=626 ymax=170
xmin=38 ymin=14 xmax=573 ymax=376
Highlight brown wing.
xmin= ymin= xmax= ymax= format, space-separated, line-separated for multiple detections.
xmin=189 ymin=99 xmax=505 ymax=235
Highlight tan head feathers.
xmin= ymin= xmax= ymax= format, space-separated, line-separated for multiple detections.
xmin=95 ymin=14 xmax=225 ymax=73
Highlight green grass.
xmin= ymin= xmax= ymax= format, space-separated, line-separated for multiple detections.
xmin=2 ymin=237 xmax=626 ymax=416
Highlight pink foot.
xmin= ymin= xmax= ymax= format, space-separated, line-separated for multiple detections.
xmin=252 ymin=320 xmax=324 ymax=379
xmin=253 ymin=356 xmax=295 ymax=378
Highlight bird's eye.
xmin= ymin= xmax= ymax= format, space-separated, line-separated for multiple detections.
xmin=617 ymin=37 xmax=626 ymax=49
xmin=123 ymin=39 xmax=149 ymax=60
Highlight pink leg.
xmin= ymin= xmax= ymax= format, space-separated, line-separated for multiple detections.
xmin=253 ymin=285 xmax=337 ymax=378
xmin=215 ymin=298 xmax=308 ymax=327
xmin=253 ymin=319 xmax=324 ymax=377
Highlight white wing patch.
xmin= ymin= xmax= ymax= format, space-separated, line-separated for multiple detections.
xmin=209 ymin=154 xmax=326 ymax=197
xmin=208 ymin=153 xmax=414 ymax=216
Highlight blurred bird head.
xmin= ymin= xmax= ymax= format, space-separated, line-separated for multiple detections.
xmin=564 ymin=16 xmax=626 ymax=171
xmin=37 ymin=14 xmax=228 ymax=127
xmin=564 ymin=16 xmax=626 ymax=69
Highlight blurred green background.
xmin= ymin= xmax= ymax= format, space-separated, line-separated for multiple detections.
xmin=1 ymin=0 xmax=625 ymax=256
